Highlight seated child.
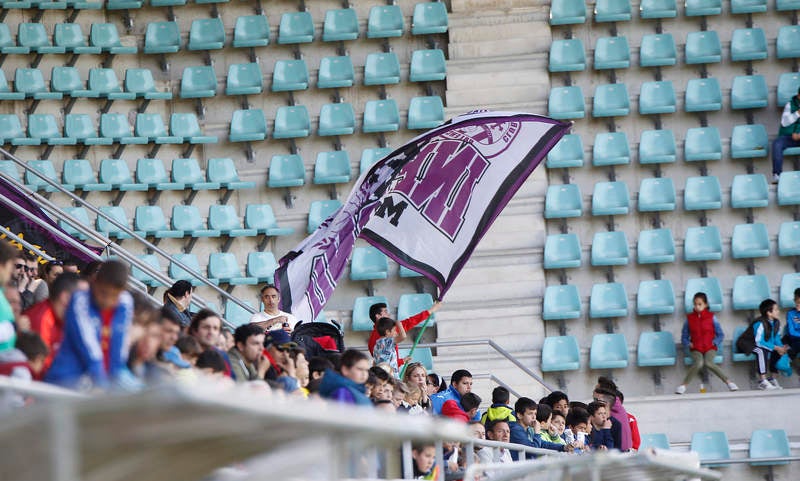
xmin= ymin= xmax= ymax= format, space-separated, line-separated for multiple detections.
xmin=564 ymin=407 xmax=590 ymax=453
xmin=783 ymin=288 xmax=800 ymax=365
xmin=412 ymin=442 xmax=439 ymax=480
xmin=542 ymin=409 xmax=567 ymax=445
xmin=586 ymin=401 xmax=614 ymax=451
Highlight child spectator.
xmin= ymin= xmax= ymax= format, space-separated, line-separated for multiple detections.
xmin=783 ymin=288 xmax=800 ymax=365
xmin=481 ymin=386 xmax=517 ymax=424
xmin=543 ymin=390 xmax=569 ymax=417
xmin=427 ymin=372 xmax=446 ymax=394
xmin=586 ymin=401 xmax=614 ymax=451
xmin=430 ymin=369 xmax=473 ymax=414
xmin=176 ymin=335 xmax=202 ymax=366
xmin=372 ymin=317 xmax=405 ymax=376
xmin=196 ymin=349 xmax=228 ymax=379
xmin=508 ymin=397 xmax=567 ymax=460
xmin=0 ymin=241 xmax=20 ymax=353
xmin=318 ymin=348 xmax=372 ymax=405
xmin=291 ymin=348 xmax=310 ymax=395
xmin=676 ymin=292 xmax=738 ymax=394
xmin=564 ymin=407 xmax=590 ymax=453
xmin=752 ymin=299 xmax=788 ymax=389
xmin=401 ymin=383 xmax=426 ymax=415
xmin=539 ymin=405 xmax=566 ymax=445
xmin=128 ymin=315 xmax=170 ymax=384
xmin=391 ymin=381 xmax=408 ymax=408
xmin=411 ymin=441 xmax=439 ymax=480
xmin=548 ymin=411 xmax=567 ymax=443
xmin=25 ymin=272 xmax=80 ymax=372
xmin=592 ymin=385 xmax=631 ymax=451
xmin=442 ymin=392 xmax=481 ymax=422
xmin=0 ymin=330 xmax=47 ymax=381
xmin=158 ymin=307 xmax=188 ymax=370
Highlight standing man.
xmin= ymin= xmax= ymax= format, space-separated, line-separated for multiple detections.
xmin=772 ymin=86 xmax=800 ymax=182
xmin=250 ymin=285 xmax=299 ymax=332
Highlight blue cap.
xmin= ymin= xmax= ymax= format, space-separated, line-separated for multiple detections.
xmin=264 ymin=329 xmax=297 ymax=349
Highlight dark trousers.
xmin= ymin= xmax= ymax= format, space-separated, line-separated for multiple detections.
xmin=772 ymin=134 xmax=800 ymax=175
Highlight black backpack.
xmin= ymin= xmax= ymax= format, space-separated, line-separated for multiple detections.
xmin=736 ymin=319 xmax=768 ymax=354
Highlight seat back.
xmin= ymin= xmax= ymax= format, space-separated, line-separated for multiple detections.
xmin=731 ymin=223 xmax=770 ymax=259
xmin=170 ymin=113 xmax=204 ymax=138
xmin=97 ymin=205 xmax=130 ymax=237
xmin=780 ymin=272 xmax=800 ymax=308
xmin=308 ymin=199 xmax=343 ymax=233
xmin=684 ymin=277 xmax=723 ymax=312
xmin=125 ymin=68 xmax=158 ymax=96
xmin=208 ymin=204 xmax=243 ymax=231
xmin=731 ymin=27 xmax=767 ymax=61
xmin=272 ymin=59 xmax=309 ymax=91
xmin=638 ymin=178 xmax=676 ymax=211
xmin=144 ymin=21 xmax=180 ymax=52
xmin=547 ymin=133 xmax=584 ymax=168
xmin=777 ymin=25 xmax=800 ymax=59
xmin=778 ymin=221 xmax=800 ymax=256
xmin=273 ymin=105 xmax=310 ymax=139
xmin=171 ymin=205 xmax=205 ymax=232
xmin=639 ymin=129 xmax=676 ymax=163
xmin=28 ymin=114 xmax=61 ymax=140
xmin=594 ymin=36 xmax=630 ymax=69
xmin=591 ymin=231 xmax=629 ymax=266
xmin=318 ymin=103 xmax=355 ymax=136
xmin=18 ymin=23 xmax=51 ymax=49
xmin=26 ymin=160 xmax=58 ymax=190
xmin=278 ymin=11 xmax=314 ymax=44
xmin=64 ymin=114 xmax=97 ymax=140
xmin=542 ymin=284 xmax=581 ymax=320
xmin=352 ymin=296 xmax=389 ymax=331
xmin=593 ymin=83 xmax=630 ymax=117
xmin=364 ymin=52 xmax=401 ymax=85
xmin=637 ymin=228 xmax=675 ymax=264
xmin=15 ymin=68 xmax=48 ymax=95
xmin=350 ymin=246 xmax=389 ymax=281
xmin=549 ymin=38 xmax=586 ymax=72
xmin=314 ymin=151 xmax=351 ymax=184
xmin=685 ymin=30 xmax=722 ymax=64
xmin=684 ymin=126 xmax=722 ymax=161
xmin=410 ymin=49 xmax=447 ymax=81
xmin=731 ymin=75 xmax=768 ymax=109
xmin=63 ymin=158 xmax=95 ymax=186
xmin=189 ymin=17 xmax=225 ymax=50
xmin=550 ymin=0 xmax=587 ymax=25
xmin=407 ymin=96 xmax=445 ymax=130
xmin=412 ymin=1 xmax=448 ymax=35
xmin=749 ymin=430 xmax=791 ymax=466
xmin=171 ymin=158 xmax=205 ymax=184
xmin=639 ymin=80 xmax=676 ymax=114
xmin=136 ymin=157 xmax=169 ymax=185
xmin=685 ymin=77 xmax=722 ymax=112
xmin=732 ymin=274 xmax=770 ymax=310
xmin=224 ymin=299 xmax=255 ymax=327
xmin=244 ymin=204 xmax=280 ymax=231
xmin=226 ymin=62 xmax=263 ymax=94
xmin=135 ymin=113 xmax=169 ymax=138
xmin=89 ymin=68 xmax=124 ymax=95
xmin=637 ymin=331 xmax=677 ymax=366
xmin=730 ymin=124 xmax=768 ymax=158
xmin=233 ymin=14 xmax=269 ymax=47
xmin=268 ymin=154 xmax=305 ymax=187
xmin=90 ymin=23 xmax=124 ymax=49
xmin=777 ymin=72 xmax=800 ymax=107
xmin=367 ymin=5 xmax=404 ymax=38
xmin=541 ymin=336 xmax=581 ymax=372
xmin=637 ymin=280 xmax=676 ymax=315
xmin=54 ymin=23 xmax=89 ymax=49
xmin=398 ymin=293 xmax=435 ymax=323
xmin=363 ymin=99 xmax=400 ymax=132
xmin=592 ymin=181 xmax=630 ymax=215
xmin=731 ymin=174 xmax=769 ymax=208
xmin=545 ymin=183 xmax=583 ymax=218
xmin=208 ymin=252 xmax=243 ymax=280
xmin=690 ymin=432 xmax=730 ymax=464
xmin=100 ymin=113 xmax=133 ymax=138
xmin=246 ymin=251 xmax=278 ymax=283
xmin=684 ymin=176 xmax=722 ymax=210
xmin=640 ymin=433 xmax=670 ymax=450
xmin=548 ymin=86 xmax=585 ymax=119
xmin=589 ymin=282 xmax=628 ymax=318
xmin=99 ymin=158 xmax=135 ymax=184
xmin=544 ymin=233 xmax=582 ymax=269
xmin=318 ymin=56 xmax=355 ymax=88
xmin=207 ymin=157 xmax=241 ymax=184
xmin=684 ymin=226 xmax=723 ymax=262
xmin=360 ymin=147 xmax=392 ymax=174
xmin=180 ymin=65 xmax=217 ymax=98
xmin=589 ymin=333 xmax=629 ymax=369
xmin=323 ymin=8 xmax=358 ymax=41
xmin=593 ymin=131 xmax=630 ymax=166
xmin=639 ymin=33 xmax=676 ymax=66
xmin=229 ymin=109 xmax=267 ymax=140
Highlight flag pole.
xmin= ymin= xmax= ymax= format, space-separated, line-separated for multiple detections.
xmin=398 ymin=311 xmax=434 ymax=379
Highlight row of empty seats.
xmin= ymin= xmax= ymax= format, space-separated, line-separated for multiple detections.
xmin=0 ymin=22 xmax=135 ymax=55
xmin=0 ymin=0 xmax=100 ymax=10
xmin=642 ymin=429 xmax=792 ymax=467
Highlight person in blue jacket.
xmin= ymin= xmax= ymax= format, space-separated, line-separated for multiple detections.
xmin=753 ymin=299 xmax=789 ymax=390
xmin=508 ymin=397 xmax=568 ymax=460
xmin=783 ymin=288 xmax=800 ymax=363
xmin=318 ymin=349 xmax=372 ymax=406
xmin=430 ymin=369 xmax=473 ymax=414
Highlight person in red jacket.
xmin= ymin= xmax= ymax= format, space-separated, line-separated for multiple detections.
xmin=25 ymin=272 xmax=80 ymax=373
xmin=367 ymin=300 xmax=441 ymax=368
xmin=676 ymin=292 xmax=739 ymax=394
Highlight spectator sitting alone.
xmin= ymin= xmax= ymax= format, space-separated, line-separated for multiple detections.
xmin=772 ymin=86 xmax=800 ymax=183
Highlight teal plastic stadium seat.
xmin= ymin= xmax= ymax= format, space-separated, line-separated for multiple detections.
xmin=363 ymin=99 xmax=400 ymax=133
xmin=170 ymin=253 xmax=202 ymax=286
xmin=100 ymin=113 xmax=146 ymax=144
xmin=272 ymin=59 xmax=309 ymax=91
xmin=410 ymin=49 xmax=447 ymax=82
xmin=778 ymin=26 xmax=800 ymax=59
xmin=135 ymin=113 xmax=181 ymax=144
xmin=639 ymin=33 xmax=677 ymax=67
xmin=685 ymin=78 xmax=721 ymax=112
xmin=731 ymin=124 xmax=768 ymax=159
xmin=107 ymin=0 xmax=142 ymax=8
xmin=590 ymin=333 xmax=629 ymax=369
xmin=367 ymin=5 xmax=404 ymax=38
xmin=591 ymin=231 xmax=629 ymax=266
xmin=595 ymin=0 xmax=632 ymax=22
xmin=224 ymin=299 xmax=254 ymax=327
xmin=171 ymin=113 xmax=217 ymax=144
xmin=731 ymin=28 xmax=767 ymax=62
xmin=244 ymin=204 xmax=293 ymax=236
xmin=780 ymin=273 xmax=800 ymax=308
xmin=87 ymin=68 xmax=135 ymax=99
xmin=732 ymin=274 xmax=770 ymax=310
xmin=318 ymin=103 xmax=355 ymax=136
xmin=314 ymin=151 xmax=351 ymax=185
xmin=684 ymin=127 xmax=722 ymax=161
xmin=131 ymin=255 xmax=163 ymax=287
xmin=638 ymin=228 xmax=675 ymax=264
xmin=268 ymin=154 xmax=305 ymax=188
xmin=63 ymin=159 xmax=110 ymax=191
xmin=549 ymin=39 xmax=586 ymax=72
xmin=0 ymin=115 xmax=36 ymax=145
xmin=323 ymin=8 xmax=358 ymax=42
xmin=207 ymin=158 xmax=255 ymax=190
xmin=28 ymin=114 xmax=75 ymax=145
xmin=15 ymin=68 xmax=62 ymax=100
xmin=226 ymin=63 xmax=263 ymax=96
xmin=731 ymin=0 xmax=767 ymax=13
xmin=399 ymin=265 xmax=423 ymax=278
xmin=590 ymin=282 xmax=628 ymax=318
xmin=273 ymin=105 xmax=310 ymax=139
xmin=732 ymin=326 xmax=757 ymax=361
xmin=144 ymin=21 xmax=180 ymax=54
xmin=778 ymin=73 xmax=800 ymax=108
xmin=778 ymin=171 xmax=800 ymax=205
xmin=749 ymin=430 xmax=791 ymax=466
xmin=233 ymin=15 xmax=269 ymax=48
xmin=593 ymin=132 xmax=630 ymax=166
xmin=229 ymin=109 xmax=267 ymax=142
xmin=545 ymin=183 xmax=583 ymax=218
xmin=731 ymin=75 xmax=768 ymax=110
xmin=209 ymin=205 xmax=257 ymax=237
xmin=0 ymin=70 xmax=23 ymax=100
xmin=548 ymin=86 xmax=585 ymax=119
xmin=398 ymin=347 xmax=434 ymax=371
xmin=308 ymin=199 xmax=342 ymax=233
xmin=637 ymin=280 xmax=675 ymax=315
xmin=65 ymin=114 xmax=112 ymax=145
xmin=361 ymin=147 xmax=392 ymax=174
xmin=691 ymin=432 xmax=730 ymax=466
xmin=779 ymin=221 xmax=800 ymax=256
xmin=247 ymin=252 xmax=278 ymax=284
xmin=171 ymin=205 xmax=219 ymax=237
xmin=544 ymin=233 xmax=582 ymax=269
xmin=685 ymin=0 xmax=722 ymax=15
xmin=685 ymin=31 xmax=721 ymax=64
xmin=318 ymin=56 xmax=355 ymax=89
xmin=639 ymin=129 xmax=676 ymax=164
xmin=51 ymin=67 xmax=93 ymax=98
xmin=350 ymin=246 xmax=389 ymax=281
xmin=592 ymin=181 xmax=629 ymax=216
xmin=189 ymin=17 xmax=225 ymax=51
xmin=547 ymin=134 xmax=584 ymax=168
xmin=542 ymin=284 xmax=581 ymax=320
xmin=125 ymin=69 xmax=171 ymax=100
xmin=684 ymin=277 xmax=723 ymax=313
xmin=398 ymin=293 xmax=435 ymax=324
xmin=778 ymin=0 xmax=800 ymax=9
xmin=26 ymin=160 xmax=63 ymax=192
xmin=0 ymin=23 xmax=27 ymax=55
xmin=54 ymin=23 xmax=100 ymax=54
xmin=135 ymin=206 xmax=180 ymax=238
xmin=180 ymin=66 xmax=217 ymax=98
xmin=209 ymin=252 xmax=256 ymax=285
xmin=352 ymin=296 xmax=388 ymax=331
xmin=637 ymin=331 xmax=677 ymax=366
xmin=364 ymin=52 xmax=401 ymax=85
xmin=412 ymin=1 xmax=448 ymax=35
xmin=639 ymin=81 xmax=676 ymax=114
xmin=638 ymin=178 xmax=675 ymax=212
xmin=278 ymin=11 xmax=314 ymax=44
xmin=593 ymin=84 xmax=630 ymax=117
xmin=170 ymin=158 xmax=219 ymax=190
xmin=0 ymin=161 xmax=20 ymax=182
xmin=731 ymin=174 xmax=769 ymax=209
xmin=541 ymin=336 xmax=581 ymax=372
xmin=408 ymin=96 xmax=445 ymax=130
xmin=732 ymin=223 xmax=770 ymax=259
xmin=59 ymin=207 xmax=90 ymax=240
xmin=640 ymin=0 xmax=677 ymax=18
xmin=96 ymin=206 xmax=131 ymax=239
xmin=18 ymin=23 xmax=64 ymax=53
xmin=550 ymin=0 xmax=587 ymax=24
xmin=90 ymin=23 xmax=137 ymax=54
xmin=594 ymin=37 xmax=630 ymax=69
xmin=684 ymin=176 xmax=721 ymax=210
xmin=640 ymin=433 xmax=670 ymax=450
xmin=684 ymin=226 xmax=722 ymax=262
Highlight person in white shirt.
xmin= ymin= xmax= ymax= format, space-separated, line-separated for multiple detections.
xmin=477 ymin=419 xmax=513 ymax=478
xmin=249 ymin=285 xmax=299 ymax=332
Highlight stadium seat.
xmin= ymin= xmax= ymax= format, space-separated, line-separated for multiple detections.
xmin=363 ymin=99 xmax=400 ymax=132
xmin=144 ymin=21 xmax=180 ymax=54
xmin=544 ymin=233 xmax=582 ymax=269
xmin=549 ymin=39 xmax=586 ymax=72
xmin=0 ymin=115 xmax=35 ymax=145
xmin=685 ymin=31 xmax=721 ymax=64
xmin=639 ymin=81 xmax=676 ymax=115
xmin=308 ymin=199 xmax=342 ymax=233
xmin=107 ymin=0 xmax=141 ymax=8
xmin=544 ymin=183 xmax=583 ymax=218
xmin=684 ymin=176 xmax=722 ymax=210
xmin=590 ymin=333 xmax=629 ymax=369
xmin=732 ymin=274 xmax=770 ymax=310
xmin=731 ymin=223 xmax=770 ymax=259
xmin=188 ymin=17 xmax=225 ymax=51
xmin=690 ymin=432 xmax=731 ymax=466
xmin=350 ymin=246 xmax=389 ymax=281
xmin=594 ymin=36 xmax=630 ymax=70
xmin=209 ymin=252 xmax=256 ymax=285
xmin=749 ymin=430 xmax=791 ymax=466
xmin=15 ymin=68 xmax=61 ymax=100
xmin=398 ymin=347 xmax=434 ymax=371
xmin=207 ymin=157 xmax=255 ymax=190
xmin=27 ymin=114 xmax=74 ymax=145
xmin=125 ymin=68 xmax=171 ymax=100
xmin=100 ymin=113 xmax=146 ymax=144
xmin=364 ymin=52 xmax=401 ymax=85
xmin=639 ymin=129 xmax=676 ymax=164
xmin=731 ymin=174 xmax=769 ymax=209
xmin=592 ymin=181 xmax=630 ymax=216
xmin=590 ymin=282 xmax=628 ymax=318
xmin=64 ymin=114 xmax=112 ymax=145
xmin=638 ymin=228 xmax=675 ymax=264
xmin=318 ymin=103 xmax=355 ymax=136
xmin=637 ymin=331 xmax=677 ymax=367
xmin=323 ymin=8 xmax=358 ymax=42
xmin=684 ymin=127 xmax=722 ymax=162
xmin=26 ymin=160 xmax=62 ymax=192
xmin=399 ymin=265 xmax=423 ymax=278
xmin=170 ymin=158 xmax=219 ymax=190
xmin=244 ymin=204 xmax=293 ymax=236
xmin=180 ymin=66 xmax=217 ymax=99
xmin=640 ymin=433 xmax=670 ymax=450
xmin=684 ymin=226 xmax=723 ymax=262
xmin=278 ymin=11 xmax=314 ymax=44
xmin=412 ymin=1 xmax=448 ymax=35
xmin=233 ymin=15 xmax=270 ymax=48
xmin=685 ymin=78 xmax=722 ymax=112
xmin=86 ymin=68 xmax=135 ymax=99
xmin=778 ymin=0 xmax=800 ymax=9
xmin=778 ymin=73 xmax=800 ymax=108
xmin=778 ymin=221 xmax=800 ymax=256
xmin=171 ymin=205 xmax=219 ymax=237
xmin=731 ymin=28 xmax=767 ymax=63
xmin=226 ymin=63 xmax=263 ymax=96
xmin=410 ymin=49 xmax=447 ymax=82
xmin=541 ymin=336 xmax=581 ymax=372
xmin=229 ymin=109 xmax=267 ymax=142
xmin=272 ymin=59 xmax=309 ymax=91
xmin=314 ymin=151 xmax=351 ymax=184
xmin=548 ymin=86 xmax=585 ymax=119
xmin=640 ymin=0 xmax=677 ymax=18
xmin=637 ymin=280 xmax=676 ymax=316
xmin=224 ymin=299 xmax=254 ymax=327
xmin=268 ymin=154 xmax=305 ymax=188
xmin=361 ymin=147 xmax=392 ymax=174
xmin=594 ymin=0 xmax=632 ymax=22
xmin=732 ymin=326 xmax=756 ymax=361
xmin=0 ymin=24 xmax=26 ymax=55
xmin=170 ymin=113 xmax=217 ymax=145
xmin=778 ymin=171 xmax=800 ymax=205
xmin=135 ymin=206 xmax=181 ymax=238
xmin=591 ymin=231 xmax=629 ymax=266
xmin=685 ymin=0 xmax=722 ymax=15
xmin=98 ymin=158 xmax=145 ymax=190
xmin=550 ymin=0 xmax=587 ymax=24
xmin=731 ymin=0 xmax=767 ymax=13
xmin=59 ymin=207 xmax=90 ymax=240
xmin=547 ymin=134 xmax=584 ymax=168
xmin=318 ymin=56 xmax=355 ymax=89
xmin=639 ymin=33 xmax=677 ymax=67
xmin=592 ymin=132 xmax=630 ymax=166
xmin=63 ymin=159 xmax=110 ymax=191
xmin=367 ymin=5 xmax=404 ymax=38
xmin=780 ymin=272 xmax=800 ymax=308
xmin=0 ymin=161 xmax=20 ymax=182
xmin=131 ymin=254 xmax=163 ymax=287
xmin=398 ymin=293 xmax=435 ymax=324
xmin=90 ymin=23 xmax=137 ymax=54
xmin=352 ymin=296 xmax=388 ymax=331
xmin=542 ymin=284 xmax=582 ymax=320
xmin=135 ymin=113 xmax=181 ymax=144
xmin=96 ymin=206 xmax=131 ymax=239
xmin=730 ymin=124 xmax=769 ymax=159
xmin=593 ymin=84 xmax=630 ymax=117
xmin=731 ymin=75 xmax=768 ymax=110
xmin=272 ymin=105 xmax=310 ymax=139
xmin=18 ymin=23 xmax=64 ymax=54
xmin=638 ymin=178 xmax=675 ymax=212
xmin=208 ymin=205 xmax=257 ymax=237
xmin=136 ymin=158 xmax=178 ymax=190
xmin=246 ymin=251 xmax=278 ymax=284
xmin=408 ymin=96 xmax=445 ymax=130
xmin=54 ymin=23 xmax=100 ymax=54
xmin=777 ymin=26 xmax=800 ymax=59
xmin=684 ymin=277 xmax=723 ymax=312
xmin=0 ymin=70 xmax=23 ymax=100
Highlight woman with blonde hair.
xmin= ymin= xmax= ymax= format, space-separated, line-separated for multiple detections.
xmin=402 ymin=361 xmax=432 ymax=412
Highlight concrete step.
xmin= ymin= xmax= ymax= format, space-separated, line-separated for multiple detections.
xmin=451 ymin=0 xmax=549 ymax=15
xmin=446 ymin=54 xmax=548 ymax=91
xmin=447 ymin=82 xmax=550 ymax=108
xmin=445 ymin=100 xmax=548 ymax=118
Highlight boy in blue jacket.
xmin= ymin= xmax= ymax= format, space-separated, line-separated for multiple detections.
xmin=753 ymin=299 xmax=789 ymax=390
xmin=586 ymin=401 xmax=614 ymax=450
xmin=783 ymin=288 xmax=800 ymax=364
xmin=508 ymin=397 xmax=567 ymax=460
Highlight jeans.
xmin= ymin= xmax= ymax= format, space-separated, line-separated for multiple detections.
xmin=772 ymin=134 xmax=800 ymax=174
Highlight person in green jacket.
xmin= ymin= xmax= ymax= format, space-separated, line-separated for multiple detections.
xmin=480 ymin=386 xmax=517 ymax=424
xmin=772 ymin=87 xmax=800 ymax=182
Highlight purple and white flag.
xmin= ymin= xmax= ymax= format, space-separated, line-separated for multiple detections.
xmin=275 ymin=111 xmax=569 ymax=323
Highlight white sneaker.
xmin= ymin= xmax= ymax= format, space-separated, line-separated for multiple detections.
xmin=759 ymin=379 xmax=778 ymax=390
xmin=675 ymin=384 xmax=687 ymax=394
xmin=773 ymin=173 xmax=781 ymax=184
xmin=727 ymin=381 xmax=739 ymax=391
xmin=769 ymin=378 xmax=783 ymax=389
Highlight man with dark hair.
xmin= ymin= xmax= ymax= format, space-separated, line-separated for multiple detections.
xmin=430 ymin=368 xmax=473 ymax=414
xmin=478 ymin=419 xmax=513 ymax=467
xmin=508 ymin=397 xmax=567 ymax=459
xmin=163 ymin=280 xmax=194 ymax=329
xmin=367 ymin=299 xmax=442 ymax=370
xmin=249 ymin=284 xmax=299 ymax=331
xmin=25 ymin=272 xmax=80 ymax=373
xmin=481 ymin=386 xmax=517 ymax=424
xmin=159 ymin=307 xmax=188 ymax=369
xmin=442 ymin=391 xmax=482 ymax=422
xmin=229 ymin=323 xmax=268 ymax=382
xmin=263 ymin=329 xmax=299 ymax=392
xmin=16 ymin=252 xmax=37 ymax=311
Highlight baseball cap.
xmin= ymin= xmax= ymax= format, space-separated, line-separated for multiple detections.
xmin=264 ymin=329 xmax=297 ymax=350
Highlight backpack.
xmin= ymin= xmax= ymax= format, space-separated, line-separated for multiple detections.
xmin=736 ymin=319 xmax=766 ymax=354
xmin=291 ymin=319 xmax=345 ymax=358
